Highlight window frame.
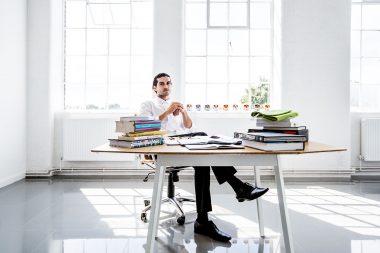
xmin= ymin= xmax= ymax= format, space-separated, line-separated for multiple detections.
xmin=351 ymin=0 xmax=380 ymax=112
xmin=207 ymin=0 xmax=251 ymax=29
xmin=63 ymin=0 xmax=154 ymax=111
xmin=183 ymin=0 xmax=274 ymax=109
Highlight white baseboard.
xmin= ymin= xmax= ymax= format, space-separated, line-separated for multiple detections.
xmin=0 ymin=171 xmax=25 ymax=189
xmin=25 ymin=166 xmax=355 ymax=182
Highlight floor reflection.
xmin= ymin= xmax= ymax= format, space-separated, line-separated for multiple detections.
xmin=59 ymin=236 xmax=279 ymax=253
xmin=1 ymin=180 xmax=380 ymax=253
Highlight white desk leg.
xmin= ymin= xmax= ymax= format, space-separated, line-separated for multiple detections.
xmin=274 ymin=155 xmax=294 ymax=253
xmin=146 ymin=161 xmax=166 ymax=253
xmin=254 ymin=166 xmax=265 ymax=237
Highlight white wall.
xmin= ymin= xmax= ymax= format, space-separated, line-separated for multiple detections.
xmin=153 ymin=0 xmax=184 ymax=101
xmin=0 ymin=0 xmax=27 ymax=187
xmin=280 ymin=0 xmax=351 ymax=170
xmin=27 ymin=0 xmax=63 ymax=172
xmin=26 ymin=0 xmax=353 ymax=174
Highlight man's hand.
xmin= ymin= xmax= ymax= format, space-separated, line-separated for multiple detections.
xmin=159 ymin=102 xmax=187 ymax=122
xmin=176 ymin=106 xmax=189 ymax=116
xmin=167 ymin=102 xmax=184 ymax=116
xmin=173 ymin=109 xmax=180 ymax=116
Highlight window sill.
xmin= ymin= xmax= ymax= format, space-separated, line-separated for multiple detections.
xmin=189 ymin=111 xmax=253 ymax=119
xmin=350 ymin=108 xmax=380 ymax=114
xmin=56 ymin=110 xmax=254 ymax=119
xmin=55 ymin=110 xmax=136 ymax=119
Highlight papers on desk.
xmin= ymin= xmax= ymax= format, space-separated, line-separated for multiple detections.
xmin=178 ymin=138 xmax=209 ymax=145
xmin=164 ymin=135 xmax=242 ymax=146
xmin=185 ymin=144 xmax=245 ymax=150
xmin=178 ymin=136 xmax=241 ymax=145
xmin=164 ymin=139 xmax=181 ymax=145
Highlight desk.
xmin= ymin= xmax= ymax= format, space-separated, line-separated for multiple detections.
xmin=92 ymin=141 xmax=345 ymax=253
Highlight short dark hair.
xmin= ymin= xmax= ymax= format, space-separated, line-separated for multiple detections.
xmin=152 ymin=73 xmax=171 ymax=92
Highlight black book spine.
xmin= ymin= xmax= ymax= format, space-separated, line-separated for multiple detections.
xmin=248 ymin=129 xmax=309 ymax=141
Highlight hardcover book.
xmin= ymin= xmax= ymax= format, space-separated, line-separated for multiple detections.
xmin=109 ymin=138 xmax=164 ymax=148
xmin=116 ymin=120 xmax=161 ymax=133
xmin=242 ymin=139 xmax=305 ymax=151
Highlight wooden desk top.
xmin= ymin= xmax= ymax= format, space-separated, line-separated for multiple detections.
xmin=91 ymin=141 xmax=346 ymax=155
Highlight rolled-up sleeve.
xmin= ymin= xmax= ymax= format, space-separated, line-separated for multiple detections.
xmin=139 ymin=101 xmax=159 ymax=120
xmin=139 ymin=101 xmax=152 ymax=116
xmin=187 ymin=121 xmax=198 ymax=132
xmin=180 ymin=112 xmax=198 ymax=132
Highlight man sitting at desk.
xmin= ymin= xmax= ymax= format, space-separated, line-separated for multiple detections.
xmin=140 ymin=73 xmax=269 ymax=242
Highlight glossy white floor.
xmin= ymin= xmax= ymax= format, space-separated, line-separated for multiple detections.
xmin=0 ymin=178 xmax=380 ymax=253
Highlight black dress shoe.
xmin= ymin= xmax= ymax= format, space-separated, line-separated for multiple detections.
xmin=194 ymin=220 xmax=232 ymax=242
xmin=236 ymin=182 xmax=269 ymax=202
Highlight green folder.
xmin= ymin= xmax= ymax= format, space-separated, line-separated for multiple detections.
xmin=251 ymin=109 xmax=298 ymax=122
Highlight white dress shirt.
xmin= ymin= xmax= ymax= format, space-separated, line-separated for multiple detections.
xmin=140 ymin=97 xmax=195 ymax=134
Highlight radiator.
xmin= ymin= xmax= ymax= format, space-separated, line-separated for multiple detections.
xmin=62 ymin=118 xmax=135 ymax=161
xmin=361 ymin=118 xmax=380 ymax=161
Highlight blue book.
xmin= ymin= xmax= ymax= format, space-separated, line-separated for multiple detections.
xmin=135 ymin=123 xmax=161 ymax=129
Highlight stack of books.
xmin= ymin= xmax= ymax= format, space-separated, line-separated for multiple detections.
xmin=109 ymin=116 xmax=166 ymax=148
xmin=234 ymin=126 xmax=309 ymax=151
xmin=248 ymin=126 xmax=309 ymax=141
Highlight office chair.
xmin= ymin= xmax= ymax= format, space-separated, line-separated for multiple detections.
xmin=140 ymin=155 xmax=195 ymax=225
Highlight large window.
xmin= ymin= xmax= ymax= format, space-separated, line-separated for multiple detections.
xmin=184 ymin=0 xmax=273 ymax=109
xmin=64 ymin=0 xmax=153 ymax=110
xmin=351 ymin=0 xmax=380 ymax=111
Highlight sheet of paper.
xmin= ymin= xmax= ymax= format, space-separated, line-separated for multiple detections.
xmin=185 ymin=144 xmax=245 ymax=150
xmin=164 ymin=139 xmax=180 ymax=145
xmin=177 ymin=137 xmax=209 ymax=145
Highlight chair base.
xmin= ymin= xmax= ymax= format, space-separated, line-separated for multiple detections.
xmin=141 ymin=194 xmax=195 ymax=225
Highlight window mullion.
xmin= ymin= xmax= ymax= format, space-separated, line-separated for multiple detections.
xmin=227 ymin=0 xmax=230 ymax=104
xmin=269 ymin=0 xmax=274 ymax=106
xmin=205 ymin=28 xmax=209 ymax=105
xmin=84 ymin=0 xmax=89 ymax=110
xmin=106 ymin=27 xmax=110 ymax=110
xmin=359 ymin=3 xmax=363 ymax=109
xmin=128 ymin=2 xmax=133 ymax=105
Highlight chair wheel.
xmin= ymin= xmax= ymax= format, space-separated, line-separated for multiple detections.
xmin=141 ymin=213 xmax=148 ymax=223
xmin=177 ymin=216 xmax=185 ymax=225
xmin=144 ymin=200 xmax=150 ymax=206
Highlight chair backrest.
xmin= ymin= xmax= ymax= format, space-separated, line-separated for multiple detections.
xmin=139 ymin=154 xmax=190 ymax=172
xmin=139 ymin=154 xmax=156 ymax=169
xmin=140 ymin=154 xmax=189 ymax=170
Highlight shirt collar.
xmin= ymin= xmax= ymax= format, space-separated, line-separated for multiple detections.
xmin=155 ymin=96 xmax=171 ymax=105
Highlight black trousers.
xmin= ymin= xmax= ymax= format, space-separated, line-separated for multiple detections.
xmin=193 ymin=166 xmax=237 ymax=213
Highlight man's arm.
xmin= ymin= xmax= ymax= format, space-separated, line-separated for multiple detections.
xmin=159 ymin=111 xmax=170 ymax=122
xmin=180 ymin=107 xmax=192 ymax=129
